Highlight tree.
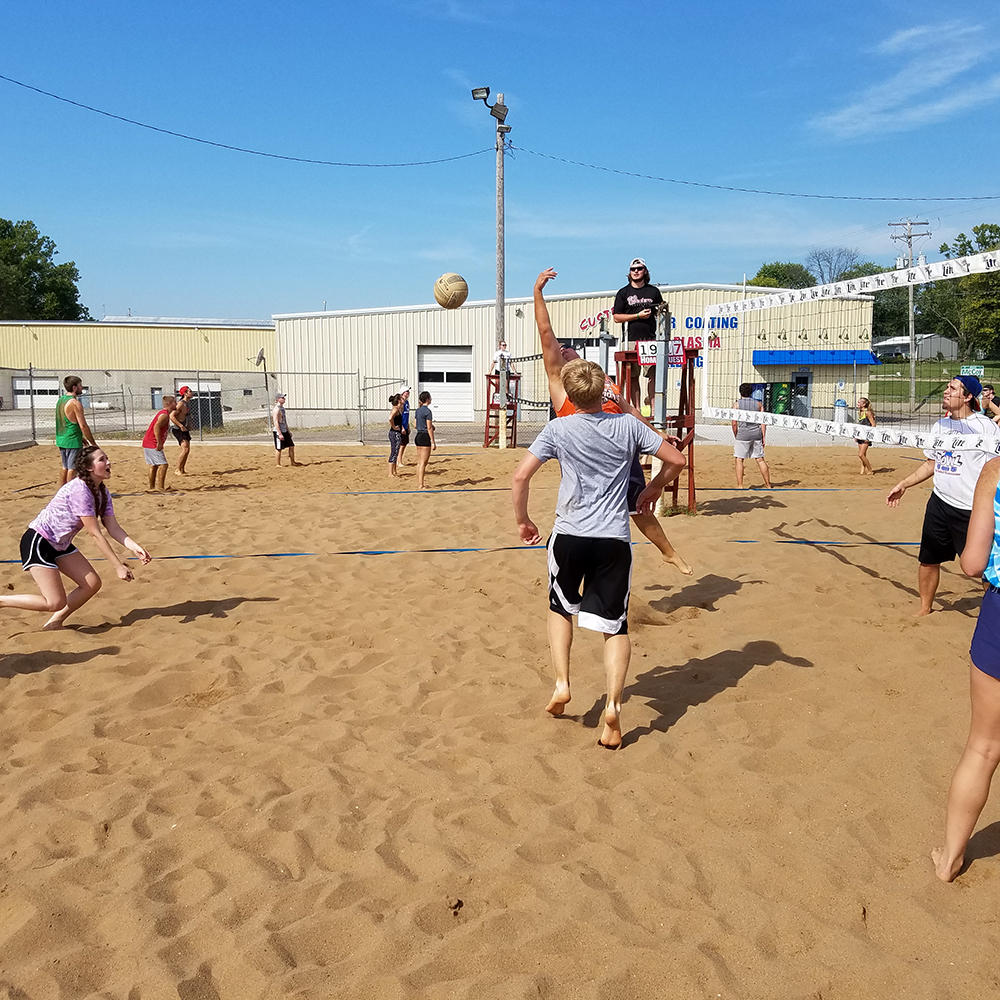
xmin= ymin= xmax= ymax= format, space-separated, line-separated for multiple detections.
xmin=0 ymin=219 xmax=92 ymax=321
xmin=744 ymin=261 xmax=816 ymax=289
xmin=806 ymin=246 xmax=862 ymax=284
xmin=924 ymin=224 xmax=1000 ymax=358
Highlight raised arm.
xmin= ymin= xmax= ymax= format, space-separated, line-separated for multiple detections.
xmin=534 ymin=270 xmax=568 ymax=409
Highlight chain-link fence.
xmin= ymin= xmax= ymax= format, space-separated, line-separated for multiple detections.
xmin=0 ymin=366 xmax=555 ymax=449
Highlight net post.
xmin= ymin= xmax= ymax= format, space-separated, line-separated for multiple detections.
xmin=29 ymin=364 xmax=36 ymax=444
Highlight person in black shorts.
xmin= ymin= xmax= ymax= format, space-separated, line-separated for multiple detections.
xmin=414 ymin=392 xmax=435 ymax=489
xmin=170 ymin=385 xmax=193 ymax=474
xmin=512 ymin=359 xmax=684 ymax=749
xmin=887 ymin=375 xmax=1000 ymax=615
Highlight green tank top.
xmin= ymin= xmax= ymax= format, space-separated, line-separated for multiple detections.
xmin=55 ymin=394 xmax=84 ymax=448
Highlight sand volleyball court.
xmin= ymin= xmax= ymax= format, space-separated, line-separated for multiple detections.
xmin=0 ymin=440 xmax=997 ymax=998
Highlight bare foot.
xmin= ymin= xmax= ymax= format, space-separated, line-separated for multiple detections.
xmin=43 ymin=606 xmax=71 ymax=630
xmin=598 ymin=703 xmax=622 ymax=749
xmin=291 ymin=461 xmax=304 ymax=467
xmin=931 ymin=846 xmax=963 ymax=882
xmin=664 ymin=551 xmax=693 ymax=575
xmin=917 ymin=607 xmax=934 ymax=617
xmin=545 ymin=683 xmax=571 ymax=716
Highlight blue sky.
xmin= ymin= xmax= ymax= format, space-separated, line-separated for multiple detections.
xmin=2 ymin=0 xmax=999 ymax=319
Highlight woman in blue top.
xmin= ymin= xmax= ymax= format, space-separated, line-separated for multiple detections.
xmin=934 ymin=456 xmax=1000 ymax=880
xmin=414 ymin=391 xmax=436 ymax=490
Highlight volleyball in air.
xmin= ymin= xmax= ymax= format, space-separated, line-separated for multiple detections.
xmin=434 ymin=273 xmax=469 ymax=310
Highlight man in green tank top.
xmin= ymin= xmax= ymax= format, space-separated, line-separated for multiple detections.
xmin=55 ymin=376 xmax=96 ymax=486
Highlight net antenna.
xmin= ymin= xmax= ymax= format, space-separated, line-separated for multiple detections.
xmin=249 ymin=348 xmax=274 ymax=432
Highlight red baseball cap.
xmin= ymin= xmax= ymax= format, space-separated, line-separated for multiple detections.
xmin=178 ymin=385 xmax=191 ymax=395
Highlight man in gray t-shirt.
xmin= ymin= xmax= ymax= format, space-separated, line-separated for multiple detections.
xmin=512 ymin=359 xmax=684 ymax=750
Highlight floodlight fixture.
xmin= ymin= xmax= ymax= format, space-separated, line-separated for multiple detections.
xmin=490 ymin=102 xmax=508 ymax=124
xmin=497 ymin=123 xmax=511 ymax=133
xmin=471 ymin=86 xmax=490 ymax=101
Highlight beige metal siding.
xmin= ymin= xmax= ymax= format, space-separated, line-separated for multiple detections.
xmin=0 ymin=323 xmax=275 ymax=371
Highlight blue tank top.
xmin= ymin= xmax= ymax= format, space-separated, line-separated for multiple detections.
xmin=986 ymin=479 xmax=1000 ymax=589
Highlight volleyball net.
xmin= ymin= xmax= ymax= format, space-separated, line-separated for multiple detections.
xmin=697 ymin=248 xmax=1000 ymax=451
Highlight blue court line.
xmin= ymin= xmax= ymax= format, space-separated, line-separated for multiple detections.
xmin=328 ymin=487 xmax=511 ymax=495
xmin=730 ymin=539 xmax=919 ymax=546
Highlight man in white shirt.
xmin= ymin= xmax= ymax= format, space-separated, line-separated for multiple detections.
xmin=487 ymin=341 xmax=517 ymax=376
xmin=886 ymin=375 xmax=1000 ymax=615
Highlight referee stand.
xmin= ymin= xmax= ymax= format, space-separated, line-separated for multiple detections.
xmin=615 ymin=307 xmax=698 ymax=514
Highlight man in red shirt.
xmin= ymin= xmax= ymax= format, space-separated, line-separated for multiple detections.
xmin=142 ymin=396 xmax=175 ymax=491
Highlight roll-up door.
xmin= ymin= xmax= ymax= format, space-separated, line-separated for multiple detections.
xmin=13 ymin=378 xmax=60 ymax=409
xmin=417 ymin=346 xmax=473 ymax=421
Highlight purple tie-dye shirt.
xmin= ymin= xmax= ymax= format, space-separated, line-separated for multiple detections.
xmin=29 ymin=478 xmax=114 ymax=549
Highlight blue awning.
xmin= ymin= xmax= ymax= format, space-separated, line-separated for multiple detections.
xmin=752 ymin=349 xmax=882 ymax=366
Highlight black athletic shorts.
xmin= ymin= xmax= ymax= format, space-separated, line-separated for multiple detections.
xmin=273 ymin=430 xmax=294 ymax=451
xmin=171 ymin=427 xmax=191 ymax=443
xmin=547 ymin=531 xmax=632 ymax=635
xmin=918 ymin=491 xmax=971 ymax=565
xmin=20 ymin=528 xmax=78 ymax=571
xmin=415 ymin=431 xmax=431 ymax=447
xmin=626 ymin=455 xmax=646 ymax=515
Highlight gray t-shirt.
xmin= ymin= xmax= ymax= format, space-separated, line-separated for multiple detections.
xmin=735 ymin=397 xmax=763 ymax=442
xmin=529 ymin=412 xmax=664 ymax=541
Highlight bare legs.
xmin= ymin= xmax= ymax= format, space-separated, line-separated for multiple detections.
xmin=147 ymin=464 xmax=168 ymax=491
xmin=276 ymin=446 xmax=302 ymax=468
xmin=858 ymin=441 xmax=873 ymax=475
xmin=58 ymin=467 xmax=76 ymax=488
xmin=918 ymin=562 xmax=940 ymax=617
xmin=416 ymin=446 xmax=431 ymax=489
xmin=0 ymin=553 xmax=101 ymax=630
xmin=545 ymin=611 xmax=572 ymax=715
xmin=543 ymin=610 xmax=631 ymax=749
xmin=177 ymin=439 xmax=190 ymax=474
xmin=734 ymin=456 xmax=771 ymax=489
xmin=630 ymin=512 xmax=692 ymax=574
xmin=933 ymin=663 xmax=1000 ymax=881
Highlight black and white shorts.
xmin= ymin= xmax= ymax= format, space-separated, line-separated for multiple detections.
xmin=547 ymin=531 xmax=632 ymax=635
xmin=19 ymin=528 xmax=78 ymax=571
xmin=918 ymin=491 xmax=971 ymax=565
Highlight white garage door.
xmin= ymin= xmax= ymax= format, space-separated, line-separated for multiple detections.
xmin=417 ymin=346 xmax=473 ymax=421
xmin=13 ymin=378 xmax=60 ymax=409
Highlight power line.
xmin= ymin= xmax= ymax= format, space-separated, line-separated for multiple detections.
xmin=511 ymin=146 xmax=1000 ymax=203
xmin=5 ymin=71 xmax=1000 ymax=201
xmin=0 ymin=73 xmax=493 ymax=168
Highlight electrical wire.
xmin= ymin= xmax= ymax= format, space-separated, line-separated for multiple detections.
xmin=4 ymin=71 xmax=1000 ymax=200
xmin=511 ymin=145 xmax=1000 ymax=203
xmin=0 ymin=73 xmax=493 ymax=168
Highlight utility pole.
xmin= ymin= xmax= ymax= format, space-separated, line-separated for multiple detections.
xmin=889 ymin=219 xmax=931 ymax=406
xmin=472 ymin=87 xmax=511 ymax=447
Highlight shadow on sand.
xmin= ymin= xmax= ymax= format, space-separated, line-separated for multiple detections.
xmin=610 ymin=639 xmax=814 ymax=747
xmin=77 ymin=597 xmax=278 ymax=633
xmin=0 ymin=645 xmax=121 ymax=678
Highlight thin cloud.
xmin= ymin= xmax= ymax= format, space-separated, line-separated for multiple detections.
xmin=813 ymin=21 xmax=1000 ymax=138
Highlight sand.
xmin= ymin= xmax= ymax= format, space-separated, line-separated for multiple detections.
xmin=1 ymin=439 xmax=998 ymax=999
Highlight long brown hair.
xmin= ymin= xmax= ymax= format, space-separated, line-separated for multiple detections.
xmin=74 ymin=446 xmax=109 ymax=517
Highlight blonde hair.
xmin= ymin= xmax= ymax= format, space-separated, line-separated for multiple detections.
xmin=561 ymin=359 xmax=606 ymax=410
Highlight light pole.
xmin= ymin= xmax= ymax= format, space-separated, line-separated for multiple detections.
xmin=472 ymin=87 xmax=511 ymax=448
